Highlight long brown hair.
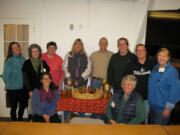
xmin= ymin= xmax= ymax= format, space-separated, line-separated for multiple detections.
xmin=117 ymin=37 xmax=129 ymax=47
xmin=117 ymin=37 xmax=131 ymax=53
xmin=5 ymin=42 xmax=22 ymax=62
xmin=40 ymin=72 xmax=56 ymax=90
xmin=70 ymin=38 xmax=86 ymax=56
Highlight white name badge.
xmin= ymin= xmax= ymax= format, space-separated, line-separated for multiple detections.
xmin=159 ymin=68 xmax=165 ymax=72
xmin=111 ymin=101 xmax=115 ymax=108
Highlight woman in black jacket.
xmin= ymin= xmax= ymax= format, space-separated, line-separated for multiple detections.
xmin=22 ymin=44 xmax=49 ymax=120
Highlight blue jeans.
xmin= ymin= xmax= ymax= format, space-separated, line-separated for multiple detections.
xmin=64 ymin=111 xmax=69 ymax=122
xmin=144 ymin=100 xmax=150 ymax=124
xmin=90 ymin=78 xmax=108 ymax=123
xmin=150 ymin=107 xmax=169 ymax=125
xmin=91 ymin=78 xmax=102 ymax=89
xmin=63 ymin=85 xmax=85 ymax=122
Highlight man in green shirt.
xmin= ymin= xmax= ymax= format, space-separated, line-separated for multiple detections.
xmin=106 ymin=75 xmax=145 ymax=124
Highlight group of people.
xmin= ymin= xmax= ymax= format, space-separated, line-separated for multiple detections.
xmin=2 ymin=37 xmax=180 ymax=125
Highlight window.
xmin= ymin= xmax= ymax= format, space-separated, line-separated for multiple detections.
xmin=4 ymin=24 xmax=29 ymax=59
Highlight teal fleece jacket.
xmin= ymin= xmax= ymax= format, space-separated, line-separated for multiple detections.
xmin=3 ymin=54 xmax=25 ymax=90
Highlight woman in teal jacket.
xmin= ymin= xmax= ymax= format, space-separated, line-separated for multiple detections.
xmin=148 ymin=48 xmax=180 ymax=125
xmin=2 ymin=42 xmax=28 ymax=121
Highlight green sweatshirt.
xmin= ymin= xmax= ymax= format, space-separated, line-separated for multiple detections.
xmin=106 ymin=94 xmax=145 ymax=124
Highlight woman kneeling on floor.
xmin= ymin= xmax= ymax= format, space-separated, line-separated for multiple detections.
xmin=32 ymin=72 xmax=60 ymax=123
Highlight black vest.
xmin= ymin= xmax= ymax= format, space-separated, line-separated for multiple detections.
xmin=67 ymin=53 xmax=88 ymax=86
xmin=112 ymin=90 xmax=141 ymax=123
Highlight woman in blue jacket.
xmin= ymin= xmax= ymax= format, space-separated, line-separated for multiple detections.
xmin=2 ymin=42 xmax=28 ymax=121
xmin=148 ymin=48 xmax=180 ymax=125
xmin=32 ymin=72 xmax=59 ymax=123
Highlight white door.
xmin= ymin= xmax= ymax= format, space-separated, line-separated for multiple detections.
xmin=0 ymin=18 xmax=35 ymax=117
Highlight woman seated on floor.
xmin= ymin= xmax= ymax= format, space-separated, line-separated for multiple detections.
xmin=32 ymin=72 xmax=60 ymax=123
xmin=106 ymin=75 xmax=145 ymax=124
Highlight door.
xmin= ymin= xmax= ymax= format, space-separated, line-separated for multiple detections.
xmin=0 ymin=18 xmax=35 ymax=117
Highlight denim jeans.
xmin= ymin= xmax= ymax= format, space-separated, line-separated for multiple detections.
xmin=90 ymin=78 xmax=108 ymax=123
xmin=91 ymin=78 xmax=103 ymax=89
xmin=64 ymin=111 xmax=69 ymax=122
xmin=144 ymin=100 xmax=150 ymax=124
xmin=63 ymin=85 xmax=85 ymax=122
xmin=150 ymin=107 xmax=169 ymax=125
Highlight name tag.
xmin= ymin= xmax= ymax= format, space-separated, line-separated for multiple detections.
xmin=111 ymin=101 xmax=115 ymax=108
xmin=159 ymin=68 xmax=165 ymax=72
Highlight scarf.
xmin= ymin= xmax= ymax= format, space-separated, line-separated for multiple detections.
xmin=39 ymin=87 xmax=55 ymax=103
xmin=30 ymin=58 xmax=45 ymax=73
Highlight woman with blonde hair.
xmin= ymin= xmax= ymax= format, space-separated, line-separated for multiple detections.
xmin=148 ymin=48 xmax=180 ymax=125
xmin=63 ymin=38 xmax=91 ymax=88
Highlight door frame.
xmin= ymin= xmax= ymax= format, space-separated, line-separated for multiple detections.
xmin=0 ymin=17 xmax=35 ymax=117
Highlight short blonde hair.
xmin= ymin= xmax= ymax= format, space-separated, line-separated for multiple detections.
xmin=157 ymin=48 xmax=170 ymax=58
xmin=99 ymin=37 xmax=108 ymax=44
xmin=121 ymin=75 xmax=137 ymax=87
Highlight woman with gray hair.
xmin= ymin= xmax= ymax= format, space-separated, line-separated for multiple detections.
xmin=22 ymin=44 xmax=49 ymax=121
xmin=106 ymin=75 xmax=145 ymax=124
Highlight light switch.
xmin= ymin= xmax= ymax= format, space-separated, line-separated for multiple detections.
xmin=70 ymin=24 xmax=74 ymax=31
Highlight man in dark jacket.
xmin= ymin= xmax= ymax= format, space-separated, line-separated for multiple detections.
xmin=107 ymin=38 xmax=136 ymax=92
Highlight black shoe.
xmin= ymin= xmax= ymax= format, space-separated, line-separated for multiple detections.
xmin=28 ymin=114 xmax=32 ymax=121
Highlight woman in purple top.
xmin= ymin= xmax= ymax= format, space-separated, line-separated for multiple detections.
xmin=32 ymin=72 xmax=59 ymax=123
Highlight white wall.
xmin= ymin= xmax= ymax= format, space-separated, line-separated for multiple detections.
xmin=0 ymin=0 xmax=180 ymax=117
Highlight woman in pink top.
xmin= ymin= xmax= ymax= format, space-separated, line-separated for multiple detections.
xmin=42 ymin=42 xmax=64 ymax=91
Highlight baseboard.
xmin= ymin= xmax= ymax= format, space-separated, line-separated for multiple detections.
xmin=0 ymin=117 xmax=28 ymax=122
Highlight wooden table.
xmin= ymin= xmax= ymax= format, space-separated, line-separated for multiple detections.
xmin=163 ymin=126 xmax=180 ymax=135
xmin=0 ymin=122 xmax=11 ymax=134
xmin=1 ymin=122 xmax=168 ymax=135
